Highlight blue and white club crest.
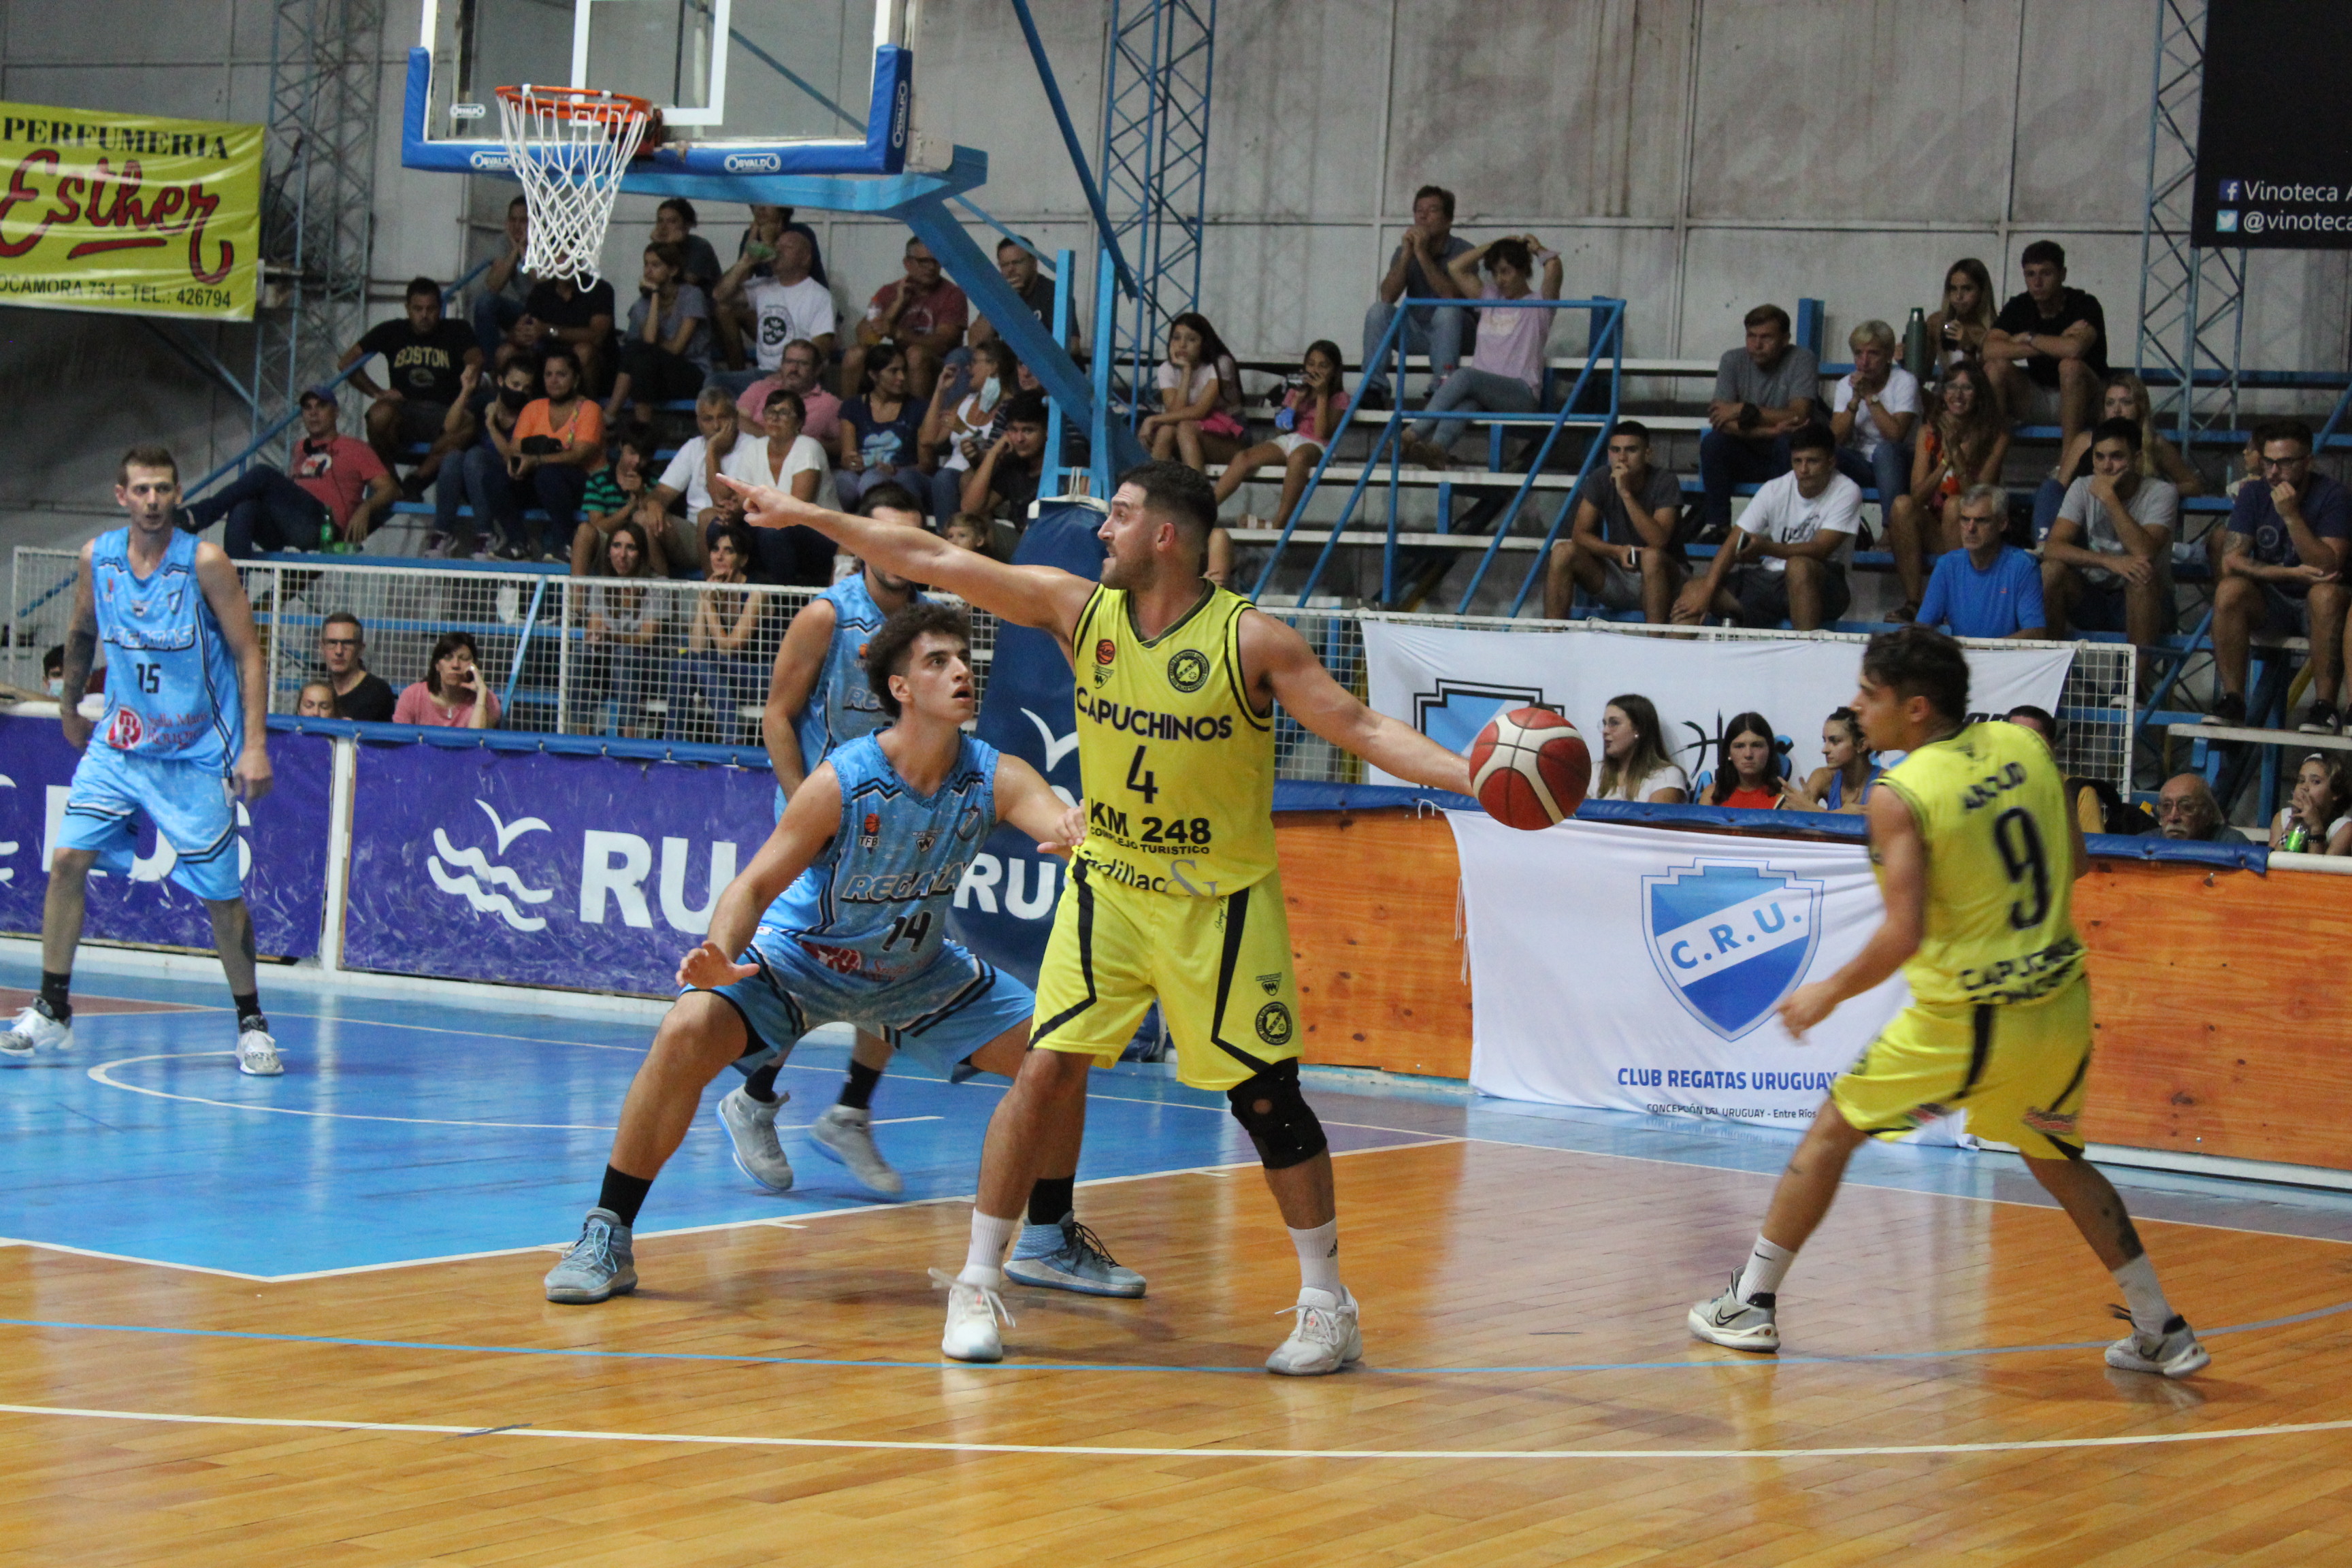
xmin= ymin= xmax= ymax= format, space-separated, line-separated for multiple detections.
xmin=1639 ymin=857 xmax=1825 ymax=1040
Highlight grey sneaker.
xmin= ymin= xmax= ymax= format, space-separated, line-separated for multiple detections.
xmin=1688 ymin=1272 xmax=1780 ymax=1352
xmin=717 ymin=1086 xmax=794 ymax=1192
xmin=544 ymin=1208 xmax=638 ymax=1304
xmin=811 ymin=1104 xmax=904 ymax=1196
xmin=1266 ymin=1287 xmax=1362 ymax=1375
xmin=2104 ymin=1311 xmax=2210 ymax=1378
xmin=2 ymin=1001 xmax=70 ymax=1061
xmin=1004 ymin=1214 xmax=1146 ymax=1298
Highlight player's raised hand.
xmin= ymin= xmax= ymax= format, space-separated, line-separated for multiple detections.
xmin=714 ymin=472 xmax=830 ymax=534
xmin=1034 ymin=800 xmax=1088 ymax=858
xmin=1776 ymin=979 xmax=1838 ymax=1039
xmin=676 ymin=940 xmax=757 ymax=990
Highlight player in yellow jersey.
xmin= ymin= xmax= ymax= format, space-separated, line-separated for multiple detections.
xmin=1688 ymin=626 xmax=2207 ymax=1377
xmin=719 ymin=460 xmax=1473 ymax=1374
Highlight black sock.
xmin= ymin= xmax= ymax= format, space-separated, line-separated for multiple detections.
xmin=231 ymin=991 xmax=266 ymax=1033
xmin=742 ymin=1062 xmax=782 ymax=1103
xmin=838 ymin=1060 xmax=883 ymax=1112
xmin=1027 ymin=1175 xmax=1075 ymax=1227
xmin=39 ymin=971 xmax=71 ymax=1021
xmin=598 ymin=1166 xmax=653 ymax=1227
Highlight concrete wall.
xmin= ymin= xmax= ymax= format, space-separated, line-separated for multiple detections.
xmin=4 ymin=0 xmax=2347 ymax=531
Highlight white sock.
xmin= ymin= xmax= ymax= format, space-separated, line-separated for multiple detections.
xmin=960 ymin=1211 xmax=1017 ymax=1285
xmin=2112 ymin=1254 xmax=2173 ymax=1336
xmin=1739 ymin=1237 xmax=1796 ymax=1303
xmin=1288 ymin=1219 xmax=1341 ymax=1298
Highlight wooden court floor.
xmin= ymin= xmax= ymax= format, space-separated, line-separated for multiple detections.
xmin=5 ymin=1137 xmax=2352 ymax=1567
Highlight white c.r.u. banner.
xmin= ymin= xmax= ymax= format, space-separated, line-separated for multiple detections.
xmin=1450 ymin=812 xmax=1923 ymax=1132
xmin=1364 ymin=621 xmax=2072 ymax=787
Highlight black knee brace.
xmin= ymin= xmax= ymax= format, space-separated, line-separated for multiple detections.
xmin=1226 ymin=1059 xmax=1327 ymax=1170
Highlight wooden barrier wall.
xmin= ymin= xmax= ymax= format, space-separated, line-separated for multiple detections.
xmin=1276 ymin=810 xmax=2352 ymax=1173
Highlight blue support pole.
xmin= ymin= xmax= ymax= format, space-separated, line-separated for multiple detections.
xmin=1042 ymin=248 xmax=1075 ymax=484
xmin=1006 ymin=0 xmax=1138 ymax=299
xmin=1092 ymin=248 xmax=1119 ymax=499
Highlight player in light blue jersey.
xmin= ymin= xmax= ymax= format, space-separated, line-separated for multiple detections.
xmin=738 ymin=481 xmax=930 ymax=1195
xmin=548 ymin=604 xmax=1144 ymax=1319
xmin=4 ymin=446 xmax=283 ymax=1076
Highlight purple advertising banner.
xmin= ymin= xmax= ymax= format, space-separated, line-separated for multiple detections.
xmin=341 ymin=740 xmax=777 ymax=993
xmin=0 ymin=715 xmax=331 ymax=958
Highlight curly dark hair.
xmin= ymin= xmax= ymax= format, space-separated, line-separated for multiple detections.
xmin=866 ymin=602 xmax=974 ymax=719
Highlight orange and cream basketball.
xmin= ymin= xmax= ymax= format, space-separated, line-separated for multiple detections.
xmin=1468 ymin=706 xmax=1590 ymax=829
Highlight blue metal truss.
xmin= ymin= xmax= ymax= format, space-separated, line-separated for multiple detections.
xmin=2136 ymin=0 xmax=2244 ymax=453
xmin=1098 ymin=0 xmax=1217 ymax=427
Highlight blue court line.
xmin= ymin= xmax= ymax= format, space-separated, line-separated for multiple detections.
xmin=3 ymin=1296 xmax=2347 ymax=1377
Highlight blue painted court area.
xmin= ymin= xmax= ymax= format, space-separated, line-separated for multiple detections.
xmin=8 ymin=950 xmax=2352 ymax=1281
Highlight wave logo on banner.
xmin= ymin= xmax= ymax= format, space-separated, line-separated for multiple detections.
xmin=1641 ymin=858 xmax=1825 ymax=1039
xmin=427 ymin=800 xmax=554 ymax=931
xmin=1411 ymin=679 xmax=1547 ymax=753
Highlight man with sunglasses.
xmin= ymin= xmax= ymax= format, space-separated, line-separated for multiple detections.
xmin=317 ymin=612 xmax=395 ymax=723
xmin=2204 ymin=419 xmax=2351 ymax=732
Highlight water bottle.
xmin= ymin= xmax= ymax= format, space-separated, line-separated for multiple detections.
xmin=1901 ymin=307 xmax=1930 ymax=381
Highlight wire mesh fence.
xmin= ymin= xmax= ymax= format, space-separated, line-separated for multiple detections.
xmin=7 ymin=550 xmax=998 ymax=747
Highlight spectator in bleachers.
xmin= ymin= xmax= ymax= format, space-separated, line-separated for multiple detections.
xmin=1698 ymin=305 xmax=1820 ymax=540
xmin=40 ymin=643 xmax=63 ymax=698
xmin=1592 ymin=694 xmax=1689 ymax=803
xmin=604 ymin=242 xmax=713 ymax=430
xmin=1143 ymin=312 xmax=1246 ymax=470
xmin=578 ymin=519 xmax=664 ymax=738
xmin=952 ymin=238 xmax=1069 ymax=404
xmin=1707 ymin=712 xmax=1808 ymax=809
xmin=649 ymin=385 xmax=736 ymax=574
xmin=2152 ymin=772 xmax=2230 ymax=842
xmin=1885 ymin=363 xmax=2009 ymax=619
xmin=393 ymin=630 xmax=501 ymax=730
xmin=471 ymin=195 xmax=534 ymax=358
xmin=651 ymin=199 xmax=722 ymax=294
xmin=734 ymin=338 xmax=842 ymax=447
xmin=1677 ymin=425 xmax=1859 ymax=632
xmin=837 ymin=344 xmax=932 ymax=510
xmin=1829 ymin=319 xmax=1918 ymax=530
xmin=433 ymin=359 xmax=536 ymax=559
xmin=1799 ymin=707 xmax=1879 ymax=814
xmin=295 ymin=680 xmax=340 ymax=719
xmin=2270 ymin=753 xmax=2352 ymax=853
xmin=714 ymin=230 xmax=835 ymax=393
xmin=719 ymin=388 xmax=837 ymax=587
xmin=843 ymin=237 xmax=966 ymax=402
xmin=1358 ymin=184 xmax=1471 ymax=410
xmin=570 ymin=434 xmax=657 ymax=578
xmin=2206 ymin=419 xmax=2349 ymax=731
xmin=945 ymin=512 xmax=1005 ymax=561
xmin=1923 ymin=257 xmax=1995 ymax=386
xmin=1543 ymin=419 xmax=1684 ymax=623
xmin=674 ymin=523 xmax=764 ymax=741
xmin=1982 ymin=240 xmax=2107 ymax=451
xmin=182 ymin=387 xmax=399 ymax=557
xmin=2041 ymin=417 xmax=2178 ymax=655
xmin=2035 ymin=371 xmax=2206 ymax=538
xmin=1214 ymin=340 xmax=1344 ymax=530
xmin=921 ymin=339 xmax=1019 ymax=528
xmin=317 ymin=611 xmax=395 ymax=723
xmin=508 ymin=348 xmax=606 ymax=561
xmin=2004 ymin=705 xmax=2134 ymax=834
xmin=1401 ymin=236 xmax=1563 ymax=470
xmin=1916 ymin=483 xmax=2046 ymax=640
xmin=962 ymin=393 xmax=1051 ymax=523
xmin=713 ymin=206 xmax=822 ymax=372
xmin=522 ymin=270 xmax=619 ymax=395
xmin=342 ymin=276 xmax=481 ymax=496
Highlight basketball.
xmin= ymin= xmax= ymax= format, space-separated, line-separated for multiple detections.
xmin=1467 ymin=706 xmax=1590 ymax=830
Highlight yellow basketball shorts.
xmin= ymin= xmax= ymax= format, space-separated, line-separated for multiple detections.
xmin=1830 ymin=975 xmax=2093 ymax=1160
xmin=1029 ymin=856 xmax=1304 ymax=1092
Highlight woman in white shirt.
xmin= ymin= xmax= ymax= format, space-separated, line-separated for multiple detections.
xmin=718 ymin=387 xmax=837 ymax=585
xmin=1592 ymin=693 xmax=1689 ymax=804
xmin=1141 ymin=311 xmax=1245 ymax=472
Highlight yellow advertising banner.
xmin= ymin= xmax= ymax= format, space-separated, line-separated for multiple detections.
xmin=0 ymin=101 xmax=263 ymax=321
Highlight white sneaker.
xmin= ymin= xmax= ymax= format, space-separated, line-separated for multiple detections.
xmin=1688 ymin=1271 xmax=1780 ymax=1353
xmin=236 ymin=1028 xmax=283 ymax=1077
xmin=1 ymin=1002 xmax=71 ymax=1060
xmin=811 ymin=1105 xmax=904 ymax=1196
xmin=2105 ymin=1312 xmax=2210 ymax=1378
xmin=717 ymin=1086 xmax=794 ymax=1192
xmin=931 ymin=1267 xmax=1011 ymax=1363
xmin=1266 ymin=1287 xmax=1362 ymax=1375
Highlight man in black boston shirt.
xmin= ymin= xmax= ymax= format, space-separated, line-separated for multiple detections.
xmin=1982 ymin=240 xmax=2108 ymax=452
xmin=342 ymin=277 xmax=482 ymax=495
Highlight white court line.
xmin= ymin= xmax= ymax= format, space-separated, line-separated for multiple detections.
xmin=3 ymin=1399 xmax=2349 ymax=1461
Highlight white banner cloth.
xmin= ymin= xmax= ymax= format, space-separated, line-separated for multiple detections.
xmin=1450 ymin=813 xmax=1918 ymax=1130
xmin=1362 ymin=621 xmax=2072 ymax=788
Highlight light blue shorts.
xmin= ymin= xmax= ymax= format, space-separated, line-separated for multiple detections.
xmin=55 ymin=745 xmax=242 ymax=902
xmin=702 ymin=930 xmax=1034 ymax=1076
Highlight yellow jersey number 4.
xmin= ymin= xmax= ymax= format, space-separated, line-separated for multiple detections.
xmin=1122 ymin=744 xmax=1214 ymax=846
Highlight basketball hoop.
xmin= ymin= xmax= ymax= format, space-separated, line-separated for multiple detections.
xmin=495 ymin=84 xmax=655 ymax=289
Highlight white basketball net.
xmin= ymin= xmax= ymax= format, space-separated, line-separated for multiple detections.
xmin=497 ymin=85 xmax=651 ymax=289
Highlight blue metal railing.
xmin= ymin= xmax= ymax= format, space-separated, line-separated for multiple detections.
xmin=1245 ymin=295 xmax=1624 ymax=615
